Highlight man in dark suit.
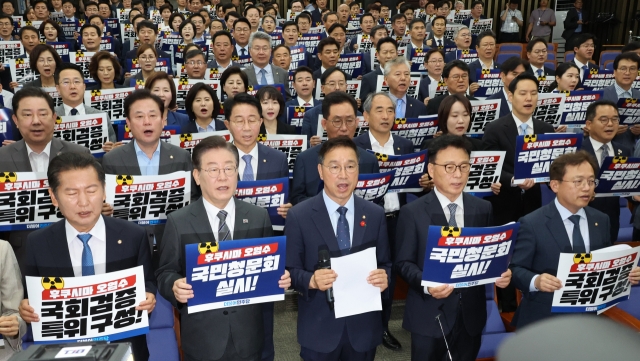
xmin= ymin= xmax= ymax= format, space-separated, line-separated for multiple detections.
xmin=313 ymin=37 xmax=353 ymax=81
xmin=359 ymin=37 xmax=398 ymax=107
xmin=19 ymin=152 xmax=157 ymax=361
xmin=361 ymin=25 xmax=391 ymax=75
xmin=581 ymin=100 xmax=632 ymax=242
xmin=405 ymin=18 xmax=429 ymax=62
xmin=292 ymin=92 xmax=379 ymax=205
xmin=486 ymin=57 xmax=527 ymax=119
xmin=0 ymin=88 xmax=91 ymax=273
xmin=426 ymin=15 xmax=454 ymax=50
xmin=562 ymin=0 xmax=588 ymax=51
xmin=286 ymin=66 xmax=320 ymax=108
xmin=354 ymin=92 xmax=414 ymax=351
xmin=468 ymin=30 xmax=500 ymax=84
xmin=384 ymin=57 xmax=427 ymax=118
xmin=426 ymin=60 xmax=477 ymax=115
xmin=510 ymin=151 xmax=640 ymax=329
xmin=525 ymin=38 xmax=556 ymax=77
xmin=396 ymin=134 xmax=512 ymax=361
xmin=156 ymin=136 xmax=291 ymax=361
xmin=443 ymin=26 xmax=472 ymax=64
xmin=286 ymin=135 xmax=391 ymax=361
xmin=571 ymin=33 xmax=598 ymax=89
xmin=101 ymin=90 xmax=194 ymax=261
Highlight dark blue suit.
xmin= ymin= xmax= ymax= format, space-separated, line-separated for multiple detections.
xmin=396 ymin=192 xmax=491 ymax=360
xmin=486 ymin=89 xmax=510 ymax=118
xmin=301 ymin=104 xmax=362 ymax=143
xmin=602 ymin=86 xmax=640 ymax=152
xmin=572 ymin=59 xmax=598 ymax=90
xmin=468 ymin=60 xmax=500 ymax=83
xmin=285 ymin=98 xmax=321 ymax=107
xmin=290 ymin=145 xmax=380 ymax=205
xmin=285 ymin=193 xmax=391 ymax=356
xmin=359 ymin=67 xmax=382 ymax=103
xmin=313 ymin=68 xmax=352 ymax=81
xmin=427 ymin=35 xmax=455 ymax=50
xmin=167 ymin=111 xmax=190 ymax=133
xmin=581 ymin=137 xmax=631 ymax=242
xmin=402 ymin=96 xmax=428 ymax=118
xmin=405 ymin=42 xmax=430 ymax=61
xmin=444 ymin=50 xmax=459 ymax=63
xmin=418 ymin=75 xmax=433 ymax=103
xmin=362 ymin=52 xmax=373 ymax=74
xmin=510 ymin=202 xmax=611 ymax=329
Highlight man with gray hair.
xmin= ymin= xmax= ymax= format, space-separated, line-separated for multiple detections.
xmin=354 ymin=92 xmax=416 ymax=351
xmin=242 ymin=31 xmax=291 ymax=99
xmin=444 ymin=25 xmax=472 ymax=63
xmin=384 ymin=57 xmax=426 ymax=118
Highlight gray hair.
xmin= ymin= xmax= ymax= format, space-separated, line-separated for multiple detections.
xmin=453 ymin=25 xmax=470 ymax=39
xmin=363 ymin=92 xmax=396 ymax=113
xmin=455 ymin=0 xmax=464 ymax=7
xmin=383 ymin=56 xmax=411 ymax=76
xmin=248 ymin=31 xmax=272 ymax=49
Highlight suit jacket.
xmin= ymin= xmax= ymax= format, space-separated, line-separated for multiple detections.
xmin=403 ymin=95 xmax=428 ymax=118
xmin=101 ymin=141 xmax=194 ymax=253
xmin=301 ymin=104 xmax=362 ymax=143
xmin=156 ymin=198 xmax=272 ymax=360
xmin=427 ymin=93 xmax=478 ymax=115
xmin=572 ymin=59 xmax=598 ymax=89
xmin=242 ymin=64 xmax=292 ymax=99
xmin=562 ymin=8 xmax=588 ymax=40
xmin=468 ymin=60 xmax=501 ymax=83
xmin=359 ymin=67 xmax=382 ymax=102
xmin=405 ymin=41 xmax=430 ymax=61
xmin=396 ymin=192 xmax=491 ymax=337
xmin=601 ymin=85 xmax=640 ymax=104
xmin=285 ymin=98 xmax=321 ymax=108
xmin=125 ymin=49 xmax=174 ymax=75
xmin=421 ymin=135 xmax=482 ymax=152
xmin=510 ymin=202 xmax=610 ymax=329
xmin=362 ymin=51 xmax=373 ymax=74
xmin=251 ymin=143 xmax=290 ymax=180
xmin=601 ymin=86 xmax=640 ymax=151
xmin=524 ymin=64 xmax=556 ymax=77
xmin=427 ymin=34 xmax=455 ymax=50
xmin=259 ymin=120 xmax=296 ymax=135
xmin=167 ymin=111 xmax=191 ymax=133
xmin=0 ymin=241 xmax=26 ymax=359
xmin=290 ymin=145 xmax=380 ymax=205
xmin=206 ymin=59 xmax=239 ymax=69
xmin=312 ymin=67 xmax=353 ymax=82
xmin=24 ymin=216 xmax=156 ymax=360
xmin=54 ymin=104 xmax=117 ymax=142
xmin=182 ymin=119 xmax=227 ymax=133
xmin=486 ymin=89 xmax=510 ymax=118
xmin=285 ymin=193 xmax=391 ymax=353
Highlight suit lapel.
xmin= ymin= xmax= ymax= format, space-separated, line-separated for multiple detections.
xmin=311 ymin=195 xmax=342 ymax=254
xmin=425 ymin=192 xmax=448 ymax=226
xmin=188 ymin=198 xmax=216 ymax=244
xmin=51 ymin=221 xmax=74 ymax=276
xmin=351 ymin=198 xmax=366 ymax=251
xmin=159 ymin=142 xmax=175 ymax=174
xmin=232 ymin=198 xmax=250 ymax=240
xmin=462 ymin=194 xmax=477 ymax=227
xmin=12 ymin=141 xmax=31 ymax=171
xmin=49 ymin=138 xmax=64 ymax=161
xmin=122 ymin=142 xmax=143 ymax=175
xmin=504 ymin=115 xmax=518 ymax=153
xmin=256 ymin=144 xmax=268 ymax=180
xmin=545 ymin=203 xmax=573 ymax=253
xmin=104 ymin=216 xmax=123 ymax=273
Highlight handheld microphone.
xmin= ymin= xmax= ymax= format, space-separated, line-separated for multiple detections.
xmin=435 ymin=314 xmax=453 ymax=361
xmin=317 ymin=249 xmax=334 ymax=310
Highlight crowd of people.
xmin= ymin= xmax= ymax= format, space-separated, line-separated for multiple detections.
xmin=1 ymin=0 xmax=640 ymax=361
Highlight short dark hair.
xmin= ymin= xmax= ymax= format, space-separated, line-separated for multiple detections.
xmin=184 ymin=49 xmax=205 ymax=62
xmin=438 ymin=94 xmax=471 ymax=134
xmin=359 ymin=13 xmax=374 ymax=24
xmin=169 ymin=12 xmax=185 ymax=29
xmin=322 ymin=91 xmax=357 ymax=120
xmin=273 ymin=43 xmax=290 ymax=55
xmin=585 ymin=100 xmax=618 ymax=122
xmin=621 ymin=42 xmax=640 ymax=54
xmin=137 ymin=20 xmax=157 ymax=33
xmin=549 ymin=150 xmax=598 ymax=182
xmin=88 ymin=51 xmax=121 ymax=83
xmin=233 ymin=17 xmax=251 ymax=30
xmin=369 ymin=24 xmax=387 ymax=37
xmin=185 ymin=83 xmax=221 ymax=121
xmin=376 ymin=36 xmax=397 ymax=52
xmin=428 ymin=134 xmax=471 ymax=163
xmin=211 ymin=30 xmax=232 ymax=45
xmin=48 ymin=152 xmax=105 ymax=195
xmin=19 ymin=25 xmax=39 ymax=39
xmin=80 ymin=23 xmax=102 ymax=37
xmin=323 ymin=11 xmax=337 ymax=22
xmin=54 ymin=63 xmax=84 ymax=84
xmin=409 ymin=18 xmax=425 ymax=30
xmin=573 ymin=33 xmax=595 ymax=49
xmin=12 ymin=87 xmax=54 ymax=113
xmin=431 ymin=15 xmax=446 ymax=26
xmin=224 ymin=10 xmax=240 ymax=22
xmin=400 ymin=3 xmax=414 ymax=13
xmin=425 ymin=47 xmax=444 ymax=62
xmin=219 ymin=66 xmax=248 ymax=94
xmin=328 ymin=23 xmax=346 ymax=34
xmin=85 ymin=1 xmax=99 ymax=9
xmin=443 ymin=60 xmax=470 ymax=78
xmin=29 ymin=44 xmax=62 ymax=75
xmin=179 ymin=20 xmax=194 ymax=34
xmin=499 ymin=56 xmax=525 ymax=74
xmin=295 ymin=11 xmax=312 ymax=24
xmin=189 ymin=13 xmax=205 ymax=24
xmin=145 ymin=71 xmax=177 ymax=109
xmin=526 ymin=37 xmax=548 ymax=53
xmin=159 ymin=4 xmax=172 ymax=13
xmin=391 ymin=13 xmax=406 ymax=24
xmin=320 ymin=66 xmax=346 ymax=85
xmin=224 ymin=92 xmax=263 ymax=120
xmin=210 ymin=19 xmax=225 ymax=31
xmin=192 ymin=135 xmax=239 ymax=169
xmin=39 ymin=19 xmax=65 ymax=41
xmin=614 ymin=52 xmax=640 ymax=70
xmin=290 ymin=0 xmax=303 ymax=8
xmin=124 ymin=89 xmax=165 ymax=119
xmin=471 ymin=0 xmax=484 ymax=8
xmin=475 ymin=30 xmax=496 ymax=46
xmin=282 ymin=20 xmax=297 ymax=32
xmin=508 ymin=72 xmax=539 ymax=94
xmin=318 ymin=136 xmax=359 ymax=164
xmin=255 ymin=86 xmax=284 ymax=118
xmin=243 ymin=4 xmax=259 ymax=16
xmin=317 ymin=36 xmax=340 ymax=53
xmin=293 ymin=65 xmax=314 ymax=81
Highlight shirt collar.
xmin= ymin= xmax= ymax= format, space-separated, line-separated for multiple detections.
xmin=388 ymin=92 xmax=407 ymax=104
xmin=554 ymin=197 xmax=587 ymax=221
xmin=574 ymin=58 xmax=586 ymax=69
xmin=513 ymin=115 xmax=534 ymax=131
xmin=254 ymin=63 xmax=272 ymax=74
xmin=203 ymin=196 xmax=236 ymax=220
xmin=297 ymin=96 xmax=313 ymax=106
xmin=63 ymin=103 xmax=84 ymax=115
xmin=530 ymin=64 xmax=542 ymax=74
xmin=589 ymin=137 xmax=612 ymax=154
xmin=614 ymin=81 xmax=633 ymax=96
xmin=236 ymin=142 xmax=259 ymax=159
xmin=133 ymin=139 xmax=161 ymax=159
xmin=368 ymin=130 xmax=394 ymax=148
xmin=65 ymin=215 xmax=106 ymax=246
xmin=322 ymin=189 xmax=355 ymax=215
xmin=25 ymin=140 xmax=52 ymax=156
xmin=433 ymin=186 xmax=464 ymax=211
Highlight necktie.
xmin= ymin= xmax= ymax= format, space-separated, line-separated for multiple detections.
xmin=396 ymin=98 xmax=405 ymax=118
xmin=581 ymin=65 xmax=587 ymax=81
xmin=70 ymin=108 xmax=78 ymax=115
xmin=447 ymin=203 xmax=457 ymax=227
xmin=303 ymin=102 xmax=311 ymax=106
xmin=217 ymin=210 xmax=231 ymax=242
xmin=600 ymin=144 xmax=609 ymax=166
xmin=336 ymin=207 xmax=350 ymax=251
xmin=536 ymin=69 xmax=543 ymax=77
xmin=241 ymin=48 xmax=246 ymax=56
xmin=520 ymin=123 xmax=528 ymax=136
xmin=242 ymin=154 xmax=254 ymax=181
xmin=437 ymin=39 xmax=442 ymax=48
xmin=259 ymin=68 xmax=267 ymax=85
xmin=77 ymin=234 xmax=95 ymax=276
xmin=568 ymin=215 xmax=586 ymax=253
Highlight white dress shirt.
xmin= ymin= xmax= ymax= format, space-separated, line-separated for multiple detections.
xmin=369 ymin=131 xmax=400 ymax=213
xmin=530 ymin=64 xmax=544 ymax=77
xmin=589 ymin=137 xmax=614 ymax=165
xmin=25 ymin=141 xmax=51 ymax=173
xmin=237 ymin=143 xmax=259 ymax=181
xmin=65 ymin=216 xmax=107 ymax=277
xmin=253 ymin=64 xmax=275 ymax=85
xmin=203 ymin=197 xmax=236 ymax=240
xmin=513 ymin=115 xmax=534 ymax=135
xmin=573 ymin=58 xmax=587 ymax=82
xmin=323 ymin=190 xmax=355 ymax=247
xmin=235 ymin=44 xmax=249 ymax=57
xmin=432 ymin=36 xmax=445 ymax=47
xmin=433 ymin=187 xmax=464 ymax=227
xmin=428 ymin=75 xmax=440 ymax=99
xmin=297 ymin=96 xmax=313 ymax=106
xmin=63 ymin=103 xmax=86 ymax=116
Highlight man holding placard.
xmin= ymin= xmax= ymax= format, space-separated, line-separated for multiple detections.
xmin=395 ymin=134 xmax=512 ymax=361
xmin=19 ymin=152 xmax=157 ymax=361
xmin=510 ymin=151 xmax=640 ymax=329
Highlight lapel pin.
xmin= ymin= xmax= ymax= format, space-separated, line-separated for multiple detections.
xmin=170 ymin=155 xmax=173 ymax=159
xmin=243 ymin=219 xmax=248 ymax=223
xmin=360 ymin=215 xmax=366 ymax=227
xmin=595 ymin=223 xmax=598 ymax=226
xmin=618 ymin=149 xmax=622 ymax=155
xmin=263 ymin=159 xmax=266 ymax=162
xmin=118 ymin=240 xmax=122 ymax=244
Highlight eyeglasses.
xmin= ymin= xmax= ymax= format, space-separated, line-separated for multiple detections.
xmin=201 ymin=166 xmax=237 ymax=178
xmin=329 ymin=118 xmax=356 ymax=128
xmin=617 ymin=67 xmax=638 ymax=73
xmin=580 ymin=43 xmax=595 ymax=49
xmin=448 ymin=74 xmax=469 ymax=81
xmin=251 ymin=46 xmax=270 ymax=53
xmin=458 ymin=33 xmax=471 ymax=38
xmin=60 ymin=79 xmax=84 ymax=87
xmin=230 ymin=118 xmax=260 ymax=126
xmin=0 ymin=22 xmax=12 ymax=27
xmin=325 ymin=81 xmax=346 ymax=89
xmin=593 ymin=117 xmax=620 ymax=125
xmin=139 ymin=55 xmax=156 ymax=61
xmin=431 ymin=162 xmax=471 ymax=173
xmin=37 ymin=58 xmax=55 ymax=64
xmin=186 ymin=60 xmax=205 ymax=66
xmin=559 ymin=179 xmax=598 ymax=188
xmin=428 ymin=59 xmax=444 ymax=64
xmin=323 ymin=164 xmax=358 ymax=174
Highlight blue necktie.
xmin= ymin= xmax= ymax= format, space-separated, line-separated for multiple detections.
xmin=536 ymin=69 xmax=543 ymax=77
xmin=569 ymin=215 xmax=586 ymax=253
xmin=336 ymin=207 xmax=350 ymax=251
xmin=217 ymin=210 xmax=231 ymax=242
xmin=70 ymin=108 xmax=78 ymax=115
xmin=396 ymin=98 xmax=405 ymax=118
xmin=77 ymin=234 xmax=94 ymax=276
xmin=520 ymin=123 xmax=528 ymax=136
xmin=259 ymin=68 xmax=267 ymax=85
xmin=242 ymin=154 xmax=254 ymax=181
xmin=447 ymin=203 xmax=457 ymax=226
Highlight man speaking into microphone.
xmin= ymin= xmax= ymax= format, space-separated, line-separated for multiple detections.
xmin=286 ymin=92 xmax=391 ymax=361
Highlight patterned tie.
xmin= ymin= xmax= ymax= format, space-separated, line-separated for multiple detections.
xmin=536 ymin=69 xmax=543 ymax=77
xmin=259 ymin=68 xmax=267 ymax=85
xmin=569 ymin=215 xmax=586 ymax=253
xmin=70 ymin=108 xmax=78 ymax=115
xmin=242 ymin=154 xmax=254 ymax=181
xmin=77 ymin=234 xmax=94 ymax=276
xmin=447 ymin=203 xmax=457 ymax=227
xmin=217 ymin=210 xmax=231 ymax=242
xmin=520 ymin=123 xmax=528 ymax=136
xmin=396 ymin=98 xmax=405 ymax=118
xmin=336 ymin=206 xmax=350 ymax=251
xmin=600 ymin=144 xmax=609 ymax=166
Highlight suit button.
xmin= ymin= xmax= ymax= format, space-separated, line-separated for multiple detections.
xmin=223 ymin=311 xmax=228 ymax=315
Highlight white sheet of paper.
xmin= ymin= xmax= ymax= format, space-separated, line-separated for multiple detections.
xmin=331 ymin=247 xmax=382 ymax=319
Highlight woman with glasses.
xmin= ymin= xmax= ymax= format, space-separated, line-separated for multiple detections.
xmin=220 ymin=66 xmax=249 ymax=100
xmin=125 ymin=44 xmax=159 ymax=87
xmin=88 ymin=51 xmax=125 ymax=90
xmin=256 ymin=86 xmax=295 ymax=135
xmin=145 ymin=71 xmax=190 ymax=131
xmin=24 ymin=44 xmax=62 ymax=88
xmin=184 ymin=82 xmax=226 ymax=133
